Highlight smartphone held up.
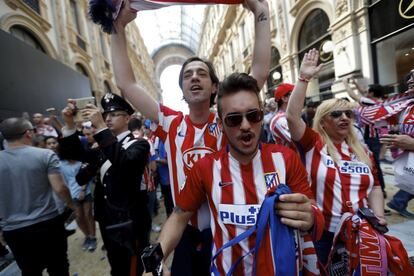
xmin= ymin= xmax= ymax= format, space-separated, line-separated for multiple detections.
xmin=73 ymin=97 xmax=95 ymax=122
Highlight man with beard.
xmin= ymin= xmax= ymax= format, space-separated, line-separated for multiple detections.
xmin=111 ymin=0 xmax=271 ymax=274
xmin=151 ymin=73 xmax=323 ymax=275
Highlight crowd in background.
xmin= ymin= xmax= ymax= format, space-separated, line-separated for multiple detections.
xmin=1 ymin=0 xmax=414 ymax=273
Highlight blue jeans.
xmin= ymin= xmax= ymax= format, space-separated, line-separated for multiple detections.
xmin=390 ymin=189 xmax=414 ymax=210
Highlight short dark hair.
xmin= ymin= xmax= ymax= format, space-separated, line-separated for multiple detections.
xmin=0 ymin=117 xmax=33 ymax=142
xmin=32 ymin=134 xmax=45 ymax=147
xmin=128 ymin=118 xmax=142 ymax=131
xmin=44 ymin=136 xmax=57 ymax=143
xmin=368 ymin=84 xmax=384 ymax=98
xmin=217 ymin=73 xmax=261 ymax=118
xmin=306 ymin=101 xmax=319 ymax=108
xmin=178 ymin=57 xmax=220 ymax=107
xmin=276 ymin=99 xmax=284 ymax=108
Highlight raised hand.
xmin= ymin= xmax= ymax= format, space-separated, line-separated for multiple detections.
xmin=244 ymin=0 xmax=269 ymax=16
xmin=299 ymin=48 xmax=323 ymax=81
xmin=82 ymin=104 xmax=107 ymax=131
xmin=62 ymin=99 xmax=76 ymax=128
xmin=113 ymin=0 xmax=138 ymax=31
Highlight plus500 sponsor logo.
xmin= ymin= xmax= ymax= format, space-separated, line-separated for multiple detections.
xmin=182 ymin=147 xmax=214 ymax=169
xmin=219 ymin=204 xmax=261 ymax=226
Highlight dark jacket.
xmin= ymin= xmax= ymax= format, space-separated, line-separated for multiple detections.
xmin=59 ymin=129 xmax=150 ymax=229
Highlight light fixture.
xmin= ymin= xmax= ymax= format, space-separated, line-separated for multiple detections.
xmin=405 ymin=53 xmax=410 ymax=56
xmin=322 ymin=40 xmax=335 ymax=53
xmin=272 ymin=71 xmax=281 ymax=81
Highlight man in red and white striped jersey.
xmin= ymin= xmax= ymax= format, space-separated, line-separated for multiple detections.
xmin=269 ymin=83 xmax=296 ymax=150
xmin=111 ymin=0 xmax=271 ymax=274
xmin=156 ymin=73 xmax=324 ymax=275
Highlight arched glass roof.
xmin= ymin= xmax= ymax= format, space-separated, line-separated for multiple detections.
xmin=136 ymin=5 xmax=205 ymax=56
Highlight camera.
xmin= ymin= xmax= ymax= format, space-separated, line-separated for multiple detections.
xmin=358 ymin=207 xmax=388 ymax=234
xmin=141 ymin=243 xmax=163 ymax=276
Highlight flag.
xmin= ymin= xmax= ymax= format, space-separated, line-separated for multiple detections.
xmin=359 ymin=90 xmax=414 ymax=125
xmin=89 ymin=0 xmax=243 ymax=33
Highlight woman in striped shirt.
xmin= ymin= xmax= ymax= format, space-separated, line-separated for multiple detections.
xmin=285 ymin=49 xmax=386 ymax=265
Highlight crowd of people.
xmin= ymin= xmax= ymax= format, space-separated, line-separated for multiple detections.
xmin=1 ymin=0 xmax=414 ymax=275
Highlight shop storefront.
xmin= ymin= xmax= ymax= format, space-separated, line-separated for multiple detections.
xmin=369 ymin=0 xmax=414 ymax=93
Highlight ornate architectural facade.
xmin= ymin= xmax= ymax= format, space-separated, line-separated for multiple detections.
xmin=198 ymin=0 xmax=414 ymax=101
xmin=1 ymin=0 xmax=412 ymax=106
xmin=0 ymin=0 xmax=160 ymax=104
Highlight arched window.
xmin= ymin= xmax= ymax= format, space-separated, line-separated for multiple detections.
xmin=298 ymin=9 xmax=334 ymax=99
xmin=9 ymin=26 xmax=46 ymax=53
xmin=266 ymin=47 xmax=282 ymax=98
xmin=298 ymin=9 xmax=330 ymax=53
xmin=22 ymin=0 xmax=40 ymax=13
xmin=75 ymin=63 xmax=88 ymax=77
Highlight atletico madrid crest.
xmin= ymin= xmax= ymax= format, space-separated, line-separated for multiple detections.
xmin=208 ymin=123 xmax=220 ymax=137
xmin=264 ymin=172 xmax=279 ymax=190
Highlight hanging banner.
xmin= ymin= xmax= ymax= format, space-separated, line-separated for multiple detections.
xmin=89 ymin=0 xmax=243 ymax=33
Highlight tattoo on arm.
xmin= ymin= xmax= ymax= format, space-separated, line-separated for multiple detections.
xmin=258 ymin=12 xmax=268 ymax=22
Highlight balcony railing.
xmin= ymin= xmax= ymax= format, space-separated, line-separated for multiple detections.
xmin=22 ymin=0 xmax=40 ymax=14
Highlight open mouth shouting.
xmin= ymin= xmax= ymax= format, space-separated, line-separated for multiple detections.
xmin=239 ymin=132 xmax=255 ymax=146
xmin=190 ymin=85 xmax=202 ymax=92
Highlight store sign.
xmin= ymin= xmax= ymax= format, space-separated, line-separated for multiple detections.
xmin=399 ymin=0 xmax=414 ymax=19
xmin=369 ymin=0 xmax=414 ymax=42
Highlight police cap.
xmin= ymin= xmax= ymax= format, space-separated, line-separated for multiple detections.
xmin=101 ymin=93 xmax=134 ymax=115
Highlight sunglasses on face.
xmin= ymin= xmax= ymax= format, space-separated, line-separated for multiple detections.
xmin=329 ymin=110 xmax=353 ymax=119
xmin=224 ymin=109 xmax=264 ymax=127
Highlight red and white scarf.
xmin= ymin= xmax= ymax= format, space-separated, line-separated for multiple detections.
xmin=324 ymin=213 xmax=414 ymax=275
xmin=359 ymin=90 xmax=414 ymax=126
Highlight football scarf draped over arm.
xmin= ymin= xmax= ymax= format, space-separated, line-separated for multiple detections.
xmin=89 ymin=0 xmax=243 ymax=33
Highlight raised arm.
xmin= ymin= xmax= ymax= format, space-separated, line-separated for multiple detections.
xmin=111 ymin=1 xmax=159 ymax=123
xmin=286 ymin=49 xmax=322 ymax=141
xmin=352 ymin=79 xmax=367 ymax=96
xmin=342 ymin=78 xmax=362 ymax=102
xmin=245 ymin=0 xmax=270 ymax=89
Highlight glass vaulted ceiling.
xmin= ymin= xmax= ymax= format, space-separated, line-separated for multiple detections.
xmin=136 ymin=5 xmax=206 ymax=56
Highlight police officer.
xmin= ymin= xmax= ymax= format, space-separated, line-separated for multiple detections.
xmin=60 ymin=93 xmax=151 ymax=276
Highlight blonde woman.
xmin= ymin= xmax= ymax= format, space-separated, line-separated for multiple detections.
xmin=285 ymin=49 xmax=385 ymax=265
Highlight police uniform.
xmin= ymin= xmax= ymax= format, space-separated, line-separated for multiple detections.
xmin=60 ymin=93 xmax=151 ymax=276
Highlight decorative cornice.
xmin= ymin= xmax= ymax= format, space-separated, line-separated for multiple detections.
xmin=290 ymin=0 xmax=307 ymax=17
xmin=5 ymin=0 xmax=51 ymax=32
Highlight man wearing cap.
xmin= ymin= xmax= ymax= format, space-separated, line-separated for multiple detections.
xmin=269 ymin=83 xmax=297 ymax=150
xmin=59 ymin=93 xmax=151 ymax=276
